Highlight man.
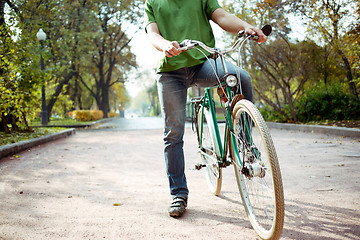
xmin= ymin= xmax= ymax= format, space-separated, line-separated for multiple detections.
xmin=144 ymin=0 xmax=267 ymax=217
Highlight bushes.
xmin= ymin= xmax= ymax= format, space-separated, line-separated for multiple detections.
xmin=259 ymin=83 xmax=359 ymax=123
xmin=296 ymin=83 xmax=360 ymax=122
xmin=69 ymin=110 xmax=104 ymax=122
xmin=68 ymin=110 xmax=120 ymax=121
xmin=259 ymin=105 xmax=290 ymax=123
xmin=107 ymin=112 xmax=119 ymax=118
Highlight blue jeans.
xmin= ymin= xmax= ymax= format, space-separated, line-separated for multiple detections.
xmin=156 ymin=59 xmax=253 ymax=199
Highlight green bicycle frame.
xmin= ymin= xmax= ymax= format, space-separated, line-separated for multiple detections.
xmin=198 ymin=86 xmax=244 ymax=168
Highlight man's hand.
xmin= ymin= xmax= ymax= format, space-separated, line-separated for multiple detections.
xmin=244 ymin=27 xmax=267 ymax=43
xmin=146 ymin=23 xmax=183 ymax=57
xmin=163 ymin=41 xmax=182 ymax=58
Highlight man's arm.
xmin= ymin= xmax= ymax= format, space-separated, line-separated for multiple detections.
xmin=146 ymin=22 xmax=182 ymax=58
xmin=211 ymin=8 xmax=267 ymax=43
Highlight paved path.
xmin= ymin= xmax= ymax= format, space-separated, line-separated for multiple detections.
xmin=95 ymin=117 xmax=166 ymax=131
xmin=0 ymin=118 xmax=359 ymax=239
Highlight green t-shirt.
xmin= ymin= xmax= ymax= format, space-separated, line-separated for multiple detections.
xmin=144 ymin=0 xmax=221 ymax=72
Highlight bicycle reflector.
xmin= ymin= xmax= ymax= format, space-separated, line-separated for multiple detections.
xmin=225 ymin=75 xmax=238 ymax=87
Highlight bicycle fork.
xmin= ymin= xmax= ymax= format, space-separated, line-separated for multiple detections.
xmin=229 ymin=110 xmax=266 ymax=179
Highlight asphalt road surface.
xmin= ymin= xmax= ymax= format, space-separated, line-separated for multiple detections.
xmin=0 ymin=117 xmax=359 ymax=240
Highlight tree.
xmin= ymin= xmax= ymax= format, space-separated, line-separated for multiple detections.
xmin=223 ymin=0 xmax=290 ymax=38
xmin=1 ymin=0 xmax=80 ymax=124
xmin=223 ymin=0 xmax=300 ymax=121
xmin=286 ymin=0 xmax=359 ymax=98
xmin=146 ymin=82 xmax=160 ymax=117
xmin=0 ymin=1 xmax=42 ymax=132
xmin=1 ymin=0 xmax=143 ymax=130
xmin=109 ymin=82 xmax=130 ymax=114
xmin=345 ymin=1 xmax=360 ymax=91
xmin=221 ymin=0 xmax=358 ymax=122
xmin=79 ymin=0 xmax=141 ymax=117
xmin=250 ymin=39 xmax=336 ymax=122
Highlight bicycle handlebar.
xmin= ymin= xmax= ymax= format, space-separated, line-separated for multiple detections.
xmin=178 ymin=37 xmax=249 ymax=54
xmin=178 ymin=25 xmax=272 ymax=55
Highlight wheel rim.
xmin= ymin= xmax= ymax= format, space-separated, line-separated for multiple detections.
xmin=198 ymin=107 xmax=222 ymax=195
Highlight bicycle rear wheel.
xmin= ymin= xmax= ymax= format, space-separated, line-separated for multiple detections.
xmin=230 ymin=99 xmax=284 ymax=240
xmin=197 ymin=105 xmax=222 ymax=196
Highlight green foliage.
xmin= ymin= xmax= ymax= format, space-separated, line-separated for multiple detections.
xmin=286 ymin=0 xmax=359 ymax=97
xmin=0 ymin=24 xmax=42 ymax=132
xmin=296 ymin=83 xmax=360 ymax=122
xmin=345 ymin=10 xmax=360 ymax=94
xmin=75 ymin=0 xmax=142 ymax=115
xmin=249 ymin=38 xmax=341 ymax=122
xmin=49 ymin=82 xmax=74 ymax=118
xmin=146 ymin=81 xmax=160 ymax=117
xmin=259 ymin=105 xmax=290 ymax=123
xmin=1 ymin=0 xmax=142 ymax=131
xmin=221 ymin=0 xmax=359 ymax=123
xmin=110 ymin=84 xmax=130 ymax=112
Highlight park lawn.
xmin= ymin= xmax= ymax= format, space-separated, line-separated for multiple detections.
xmin=0 ymin=127 xmax=66 ymax=146
xmin=1 ymin=118 xmax=96 ymax=146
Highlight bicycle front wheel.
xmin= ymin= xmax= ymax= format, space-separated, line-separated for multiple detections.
xmin=230 ymin=99 xmax=284 ymax=240
xmin=197 ymin=105 xmax=222 ymax=196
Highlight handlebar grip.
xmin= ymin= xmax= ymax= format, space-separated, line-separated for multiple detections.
xmin=178 ymin=40 xmax=199 ymax=51
xmin=251 ymin=35 xmax=259 ymax=40
xmin=237 ymin=31 xmax=259 ymax=40
xmin=237 ymin=30 xmax=245 ymax=38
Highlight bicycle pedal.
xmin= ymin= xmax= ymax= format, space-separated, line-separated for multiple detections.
xmin=195 ymin=163 xmax=206 ymax=170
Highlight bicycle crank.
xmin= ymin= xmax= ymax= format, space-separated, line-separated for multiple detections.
xmin=195 ymin=163 xmax=206 ymax=170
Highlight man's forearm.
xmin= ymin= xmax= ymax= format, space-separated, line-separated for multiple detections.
xmin=146 ymin=22 xmax=171 ymax=52
xmin=211 ymin=8 xmax=267 ymax=42
xmin=146 ymin=22 xmax=182 ymax=57
xmin=148 ymin=32 xmax=170 ymax=52
xmin=212 ymin=8 xmax=253 ymax=34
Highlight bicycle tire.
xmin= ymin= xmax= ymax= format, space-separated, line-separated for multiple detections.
xmin=197 ymin=105 xmax=222 ymax=196
xmin=230 ymin=99 xmax=284 ymax=240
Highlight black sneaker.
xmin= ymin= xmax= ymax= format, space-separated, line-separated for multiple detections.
xmin=168 ymin=197 xmax=187 ymax=217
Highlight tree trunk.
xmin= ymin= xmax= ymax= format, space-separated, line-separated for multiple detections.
xmin=46 ymin=70 xmax=77 ymax=121
xmin=337 ymin=49 xmax=358 ymax=98
xmin=99 ymin=86 xmax=109 ymax=118
xmin=0 ymin=0 xmax=5 ymax=27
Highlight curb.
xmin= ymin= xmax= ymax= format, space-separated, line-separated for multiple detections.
xmin=0 ymin=128 xmax=76 ymax=159
xmin=266 ymin=122 xmax=360 ymax=138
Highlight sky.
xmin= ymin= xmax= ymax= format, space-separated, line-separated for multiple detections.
xmin=126 ymin=29 xmax=160 ymax=97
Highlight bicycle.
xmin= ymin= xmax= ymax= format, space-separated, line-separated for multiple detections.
xmin=179 ymin=25 xmax=284 ymax=240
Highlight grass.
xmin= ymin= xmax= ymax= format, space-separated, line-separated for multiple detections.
xmin=0 ymin=127 xmax=66 ymax=146
xmin=30 ymin=118 xmax=93 ymax=126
